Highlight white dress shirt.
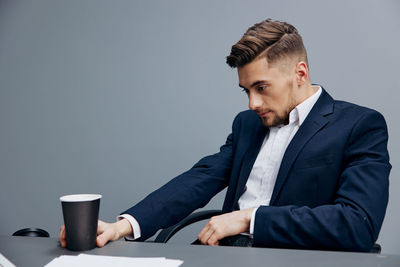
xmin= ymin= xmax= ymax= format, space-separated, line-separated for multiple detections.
xmin=121 ymin=86 xmax=322 ymax=239
xmin=240 ymin=86 xmax=322 ymax=234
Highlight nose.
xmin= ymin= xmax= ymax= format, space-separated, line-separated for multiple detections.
xmin=248 ymin=92 xmax=263 ymax=111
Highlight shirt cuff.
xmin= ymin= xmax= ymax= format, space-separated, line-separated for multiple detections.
xmin=249 ymin=207 xmax=258 ymax=235
xmin=118 ymin=214 xmax=141 ymax=240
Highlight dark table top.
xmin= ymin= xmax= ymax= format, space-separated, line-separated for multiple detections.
xmin=1 ymin=235 xmax=400 ymax=267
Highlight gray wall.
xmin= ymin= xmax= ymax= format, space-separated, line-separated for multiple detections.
xmin=0 ymin=0 xmax=399 ymax=254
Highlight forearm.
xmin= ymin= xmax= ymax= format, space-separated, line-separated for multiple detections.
xmin=122 ymin=162 xmax=231 ymax=241
xmin=198 ymin=208 xmax=254 ymax=245
xmin=254 ymin=203 xmax=376 ymax=252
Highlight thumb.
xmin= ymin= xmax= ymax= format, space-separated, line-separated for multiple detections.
xmin=96 ymin=228 xmax=115 ymax=247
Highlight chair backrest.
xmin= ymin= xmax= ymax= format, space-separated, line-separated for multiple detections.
xmin=154 ymin=210 xmax=222 ymax=243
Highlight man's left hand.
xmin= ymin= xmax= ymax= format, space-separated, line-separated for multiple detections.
xmin=197 ymin=208 xmax=255 ymax=246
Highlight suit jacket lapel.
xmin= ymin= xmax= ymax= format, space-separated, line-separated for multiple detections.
xmin=270 ymin=88 xmax=334 ymax=205
xmin=231 ymin=124 xmax=268 ymax=210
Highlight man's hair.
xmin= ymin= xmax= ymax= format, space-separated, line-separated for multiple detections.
xmin=226 ymin=19 xmax=308 ymax=69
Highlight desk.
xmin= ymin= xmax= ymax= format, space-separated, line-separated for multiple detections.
xmin=1 ymin=236 xmax=399 ymax=267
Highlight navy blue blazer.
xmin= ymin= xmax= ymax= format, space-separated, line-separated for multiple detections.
xmin=122 ymin=88 xmax=391 ymax=252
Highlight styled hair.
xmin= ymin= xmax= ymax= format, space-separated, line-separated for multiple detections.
xmin=226 ymin=19 xmax=308 ymax=68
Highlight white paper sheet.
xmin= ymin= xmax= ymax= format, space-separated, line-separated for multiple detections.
xmin=0 ymin=253 xmax=16 ymax=267
xmin=44 ymin=253 xmax=184 ymax=267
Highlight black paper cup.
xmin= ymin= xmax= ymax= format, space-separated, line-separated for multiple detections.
xmin=60 ymin=194 xmax=101 ymax=251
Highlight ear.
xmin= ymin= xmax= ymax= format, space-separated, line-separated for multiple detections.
xmin=295 ymin=61 xmax=309 ymax=86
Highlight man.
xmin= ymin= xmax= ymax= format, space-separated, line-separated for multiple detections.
xmin=60 ymin=19 xmax=391 ymax=251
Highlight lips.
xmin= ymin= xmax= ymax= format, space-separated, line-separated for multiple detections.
xmin=257 ymin=110 xmax=271 ymax=117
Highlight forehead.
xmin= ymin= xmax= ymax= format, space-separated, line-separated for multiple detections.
xmin=238 ymin=57 xmax=282 ymax=87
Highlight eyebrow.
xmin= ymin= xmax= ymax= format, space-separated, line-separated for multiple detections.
xmin=239 ymin=80 xmax=269 ymax=90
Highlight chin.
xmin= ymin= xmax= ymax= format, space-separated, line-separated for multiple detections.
xmin=261 ymin=115 xmax=287 ymax=127
xmin=261 ymin=117 xmax=274 ymax=127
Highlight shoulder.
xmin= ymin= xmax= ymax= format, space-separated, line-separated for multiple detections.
xmin=234 ymin=109 xmax=259 ymax=122
xmin=333 ymin=100 xmax=387 ymax=126
xmin=227 ymin=110 xmax=266 ymax=141
xmin=317 ymin=87 xmax=387 ymax=125
xmin=330 ymin=100 xmax=389 ymax=147
xmin=232 ymin=110 xmax=262 ymax=128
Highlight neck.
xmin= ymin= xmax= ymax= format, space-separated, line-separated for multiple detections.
xmin=296 ymin=82 xmax=317 ymax=105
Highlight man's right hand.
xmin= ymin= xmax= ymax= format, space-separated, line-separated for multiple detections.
xmin=59 ymin=219 xmax=133 ymax=248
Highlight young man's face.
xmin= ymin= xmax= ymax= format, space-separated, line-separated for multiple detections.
xmin=238 ymin=57 xmax=299 ymax=127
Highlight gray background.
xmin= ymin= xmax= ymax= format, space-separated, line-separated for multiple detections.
xmin=0 ymin=0 xmax=399 ymax=254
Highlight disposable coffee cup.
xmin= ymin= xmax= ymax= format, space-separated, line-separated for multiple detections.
xmin=60 ymin=194 xmax=101 ymax=251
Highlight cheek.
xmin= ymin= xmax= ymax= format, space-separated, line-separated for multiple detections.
xmin=269 ymin=96 xmax=287 ymax=112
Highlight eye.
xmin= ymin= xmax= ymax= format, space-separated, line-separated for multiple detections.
xmin=241 ymin=88 xmax=249 ymax=95
xmin=257 ymin=85 xmax=266 ymax=92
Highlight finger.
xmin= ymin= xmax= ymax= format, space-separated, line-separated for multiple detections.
xmin=197 ymin=222 xmax=211 ymax=241
xmin=197 ymin=224 xmax=208 ymax=243
xmin=59 ymin=225 xmax=64 ymax=241
xmin=207 ymin=232 xmax=220 ymax=246
xmin=97 ymin=220 xmax=106 ymax=235
xmin=59 ymin=225 xmax=66 ymax=248
xmin=96 ymin=227 xmax=115 ymax=247
xmin=96 ymin=234 xmax=108 ymax=247
xmin=199 ymin=227 xmax=215 ymax=245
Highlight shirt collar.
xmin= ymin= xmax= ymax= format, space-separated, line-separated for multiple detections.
xmin=292 ymin=86 xmax=322 ymax=126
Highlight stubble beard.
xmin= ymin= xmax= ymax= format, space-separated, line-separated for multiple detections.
xmin=261 ymin=90 xmax=297 ymax=128
xmin=261 ymin=108 xmax=291 ymax=127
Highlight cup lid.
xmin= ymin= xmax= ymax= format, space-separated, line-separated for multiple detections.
xmin=60 ymin=194 xmax=102 ymax=202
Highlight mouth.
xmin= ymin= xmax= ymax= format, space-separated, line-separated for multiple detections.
xmin=257 ymin=110 xmax=272 ymax=118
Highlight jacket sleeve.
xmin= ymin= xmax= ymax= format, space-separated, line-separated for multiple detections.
xmin=253 ymin=110 xmax=391 ymax=252
xmin=121 ymin=115 xmax=240 ymax=241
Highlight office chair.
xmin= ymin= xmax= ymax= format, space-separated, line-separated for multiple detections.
xmin=12 ymin=228 xmax=50 ymax=238
xmin=153 ymin=209 xmax=382 ymax=254
xmin=154 ymin=209 xmax=222 ymax=243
